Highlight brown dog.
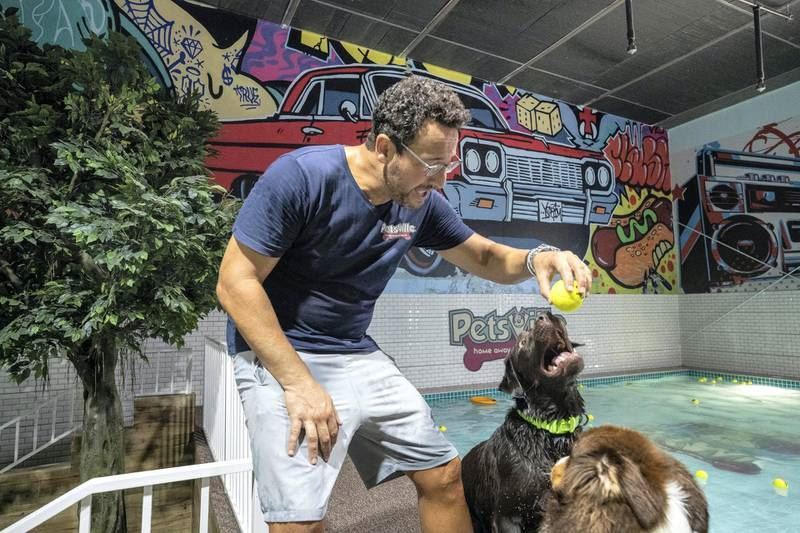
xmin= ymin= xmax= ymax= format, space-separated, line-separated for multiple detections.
xmin=541 ymin=425 xmax=709 ymax=533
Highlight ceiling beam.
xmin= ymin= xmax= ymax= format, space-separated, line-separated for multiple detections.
xmin=721 ymin=0 xmax=793 ymax=19
xmin=713 ymin=0 xmax=800 ymax=48
xmin=281 ymin=0 xmax=301 ymax=27
xmin=584 ymin=25 xmax=745 ymax=107
xmin=584 ymin=0 xmax=800 ymax=107
xmin=304 ymin=0 xmax=671 ymax=117
xmin=499 ymin=0 xmax=625 ymax=84
xmin=400 ymin=0 xmax=463 ymax=58
xmin=656 ymin=64 xmax=800 ymax=128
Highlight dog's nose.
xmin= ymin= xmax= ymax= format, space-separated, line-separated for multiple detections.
xmin=536 ymin=313 xmax=550 ymax=323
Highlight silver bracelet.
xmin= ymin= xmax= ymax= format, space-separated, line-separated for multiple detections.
xmin=525 ymin=244 xmax=560 ymax=277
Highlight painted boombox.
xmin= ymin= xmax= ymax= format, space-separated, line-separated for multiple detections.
xmin=679 ymin=148 xmax=800 ymax=292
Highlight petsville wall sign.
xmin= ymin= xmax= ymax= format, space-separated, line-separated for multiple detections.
xmin=449 ymin=306 xmax=551 ymax=371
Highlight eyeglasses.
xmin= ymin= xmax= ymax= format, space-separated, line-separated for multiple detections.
xmin=400 ymin=142 xmax=461 ymax=177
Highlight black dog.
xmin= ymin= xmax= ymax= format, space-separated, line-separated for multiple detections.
xmin=461 ymin=312 xmax=585 ymax=533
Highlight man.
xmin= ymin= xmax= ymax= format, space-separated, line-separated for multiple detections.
xmin=216 ymin=75 xmax=592 ymax=533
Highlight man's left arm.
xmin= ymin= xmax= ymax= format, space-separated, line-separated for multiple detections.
xmin=438 ymin=234 xmax=592 ymax=301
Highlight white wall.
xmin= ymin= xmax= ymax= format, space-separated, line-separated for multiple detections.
xmin=4 ymin=285 xmax=799 ymax=468
xmin=668 ymin=79 xmax=800 ymax=182
xmin=680 ymin=290 xmax=800 ymax=379
xmin=369 ymin=293 xmax=682 ymax=390
xmin=667 ymin=79 xmax=800 ymax=380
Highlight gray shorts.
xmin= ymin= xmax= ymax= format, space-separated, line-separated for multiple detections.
xmin=233 ymin=349 xmax=458 ymax=523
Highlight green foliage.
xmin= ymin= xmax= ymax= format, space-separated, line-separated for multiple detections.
xmin=0 ymin=8 xmax=239 ymax=383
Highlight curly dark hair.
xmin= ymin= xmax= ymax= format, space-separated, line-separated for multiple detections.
xmin=367 ymin=75 xmax=471 ymax=151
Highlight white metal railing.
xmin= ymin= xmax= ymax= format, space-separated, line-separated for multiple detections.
xmin=132 ymin=348 xmax=194 ymax=396
xmin=0 ymin=458 xmax=252 ymax=533
xmin=0 ymin=350 xmax=195 ymax=473
xmin=203 ymin=338 xmax=262 ymax=533
xmin=0 ymin=388 xmax=80 ymax=474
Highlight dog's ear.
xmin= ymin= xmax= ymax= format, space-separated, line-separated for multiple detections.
xmin=550 ymin=456 xmax=570 ymax=491
xmin=498 ymin=349 xmax=522 ymax=396
xmin=618 ymin=455 xmax=664 ymax=530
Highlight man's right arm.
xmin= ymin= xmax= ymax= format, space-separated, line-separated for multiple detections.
xmin=216 ymin=235 xmax=312 ymax=387
xmin=216 ymin=236 xmax=340 ymax=464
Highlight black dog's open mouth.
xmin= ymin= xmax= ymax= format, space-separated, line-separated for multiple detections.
xmin=542 ymin=346 xmax=583 ymax=377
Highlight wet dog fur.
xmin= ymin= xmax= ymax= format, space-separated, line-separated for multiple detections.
xmin=461 ymin=312 xmax=585 ymax=532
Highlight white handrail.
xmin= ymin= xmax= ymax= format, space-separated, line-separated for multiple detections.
xmin=0 ymin=388 xmax=80 ymax=474
xmin=203 ymin=338 xmax=262 ymax=532
xmin=1 ymin=458 xmax=252 ymax=533
xmin=1 ymin=348 xmax=194 ymax=473
xmin=135 ymin=349 xmax=194 ymax=397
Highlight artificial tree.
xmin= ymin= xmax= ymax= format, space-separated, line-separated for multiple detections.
xmin=0 ymin=8 xmax=238 ymax=530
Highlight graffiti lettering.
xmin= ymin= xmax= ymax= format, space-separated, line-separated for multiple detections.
xmin=604 ymin=129 xmax=671 ymax=193
xmin=450 ymin=307 xmax=551 ymax=371
xmin=541 ymin=200 xmax=563 ymax=223
xmin=233 ymin=85 xmax=261 ymax=106
xmin=743 ymin=123 xmax=800 ymax=157
xmin=449 ymin=307 xmax=547 ymax=346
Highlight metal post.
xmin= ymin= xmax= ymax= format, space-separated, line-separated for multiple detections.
xmin=625 ymin=0 xmax=637 ymax=54
xmin=141 ymin=485 xmax=153 ymax=533
xmin=199 ymin=477 xmax=210 ymax=533
xmin=753 ymin=4 xmax=766 ymax=92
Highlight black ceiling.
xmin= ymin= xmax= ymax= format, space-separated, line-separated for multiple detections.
xmin=199 ymin=0 xmax=800 ymax=126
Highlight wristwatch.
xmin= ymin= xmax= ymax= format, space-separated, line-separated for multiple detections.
xmin=525 ymin=244 xmax=560 ymax=278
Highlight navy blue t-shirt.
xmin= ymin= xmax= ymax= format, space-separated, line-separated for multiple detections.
xmin=226 ymin=145 xmax=474 ymax=355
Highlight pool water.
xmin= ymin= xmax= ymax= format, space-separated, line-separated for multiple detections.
xmin=428 ymin=375 xmax=800 ymax=533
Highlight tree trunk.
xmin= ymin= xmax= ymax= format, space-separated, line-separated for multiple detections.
xmin=75 ymin=337 xmax=127 ymax=532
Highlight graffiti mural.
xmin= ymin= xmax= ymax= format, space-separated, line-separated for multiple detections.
xmin=3 ymin=0 xmax=114 ymax=50
xmin=677 ymin=118 xmax=800 ymax=293
xmin=113 ymin=0 xmax=278 ymax=119
xmin=12 ymin=0 xmax=678 ymax=294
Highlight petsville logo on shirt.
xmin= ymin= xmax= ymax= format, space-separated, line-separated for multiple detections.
xmin=381 ymin=222 xmax=417 ymax=240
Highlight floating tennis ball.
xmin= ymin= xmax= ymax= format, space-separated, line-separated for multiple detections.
xmin=438 ymin=425 xmax=447 ymax=432
xmin=698 ymin=377 xmax=708 ymax=383
xmin=773 ymin=478 xmax=789 ymax=496
xmin=691 ymin=399 xmax=700 ymax=405
xmin=695 ymin=470 xmax=708 ymax=486
xmin=550 ymin=280 xmax=584 ymax=312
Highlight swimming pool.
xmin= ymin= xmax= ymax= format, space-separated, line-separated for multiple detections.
xmin=427 ymin=373 xmax=800 ymax=533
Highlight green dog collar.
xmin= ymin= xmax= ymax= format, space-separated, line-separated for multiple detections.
xmin=516 ymin=410 xmax=581 ymax=434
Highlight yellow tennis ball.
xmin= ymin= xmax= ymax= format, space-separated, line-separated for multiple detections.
xmin=439 ymin=425 xmax=447 ymax=432
xmin=695 ymin=470 xmax=708 ymax=481
xmin=773 ymin=478 xmax=789 ymax=490
xmin=550 ymin=280 xmax=584 ymax=312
